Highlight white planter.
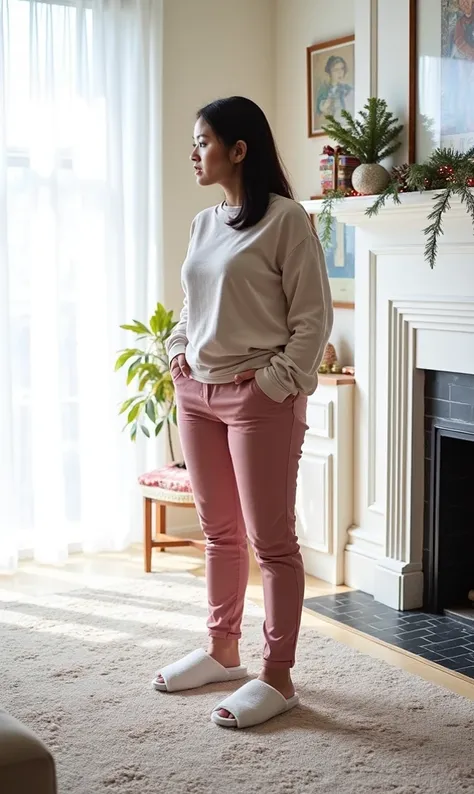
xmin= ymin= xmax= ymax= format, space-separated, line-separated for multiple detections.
xmin=352 ymin=163 xmax=390 ymax=196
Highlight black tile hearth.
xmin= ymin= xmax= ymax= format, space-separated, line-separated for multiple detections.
xmin=304 ymin=590 xmax=474 ymax=680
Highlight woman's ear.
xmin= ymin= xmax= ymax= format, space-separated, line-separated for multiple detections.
xmin=231 ymin=140 xmax=247 ymax=164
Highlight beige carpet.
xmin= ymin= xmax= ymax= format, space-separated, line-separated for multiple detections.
xmin=1 ymin=571 xmax=473 ymax=794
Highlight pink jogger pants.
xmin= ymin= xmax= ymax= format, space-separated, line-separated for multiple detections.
xmin=175 ymin=372 xmax=308 ymax=669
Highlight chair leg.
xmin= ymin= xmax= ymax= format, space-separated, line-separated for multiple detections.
xmin=144 ymin=497 xmax=152 ymax=573
xmin=156 ymin=502 xmax=167 ymax=551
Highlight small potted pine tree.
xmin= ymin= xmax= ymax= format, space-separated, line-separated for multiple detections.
xmin=322 ymin=97 xmax=403 ymax=196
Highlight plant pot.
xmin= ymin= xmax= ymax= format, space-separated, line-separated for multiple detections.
xmin=352 ymin=163 xmax=390 ymax=196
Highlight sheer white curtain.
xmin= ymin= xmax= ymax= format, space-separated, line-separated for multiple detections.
xmin=0 ymin=0 xmax=163 ymax=570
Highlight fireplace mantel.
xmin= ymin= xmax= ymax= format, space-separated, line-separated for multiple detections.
xmin=302 ymin=189 xmax=474 ymax=611
xmin=301 ymin=189 xmax=474 ymax=226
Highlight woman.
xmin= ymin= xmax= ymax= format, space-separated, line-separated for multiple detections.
xmin=153 ymin=96 xmax=333 ymax=729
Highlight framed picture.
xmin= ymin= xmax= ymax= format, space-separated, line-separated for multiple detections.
xmin=311 ymin=215 xmax=355 ymax=309
xmin=412 ymin=0 xmax=474 ymax=162
xmin=306 ymin=35 xmax=355 ymax=138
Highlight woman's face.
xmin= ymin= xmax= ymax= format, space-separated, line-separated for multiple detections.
xmin=459 ymin=0 xmax=473 ymax=16
xmin=330 ymin=62 xmax=346 ymax=84
xmin=190 ymin=118 xmax=235 ymax=187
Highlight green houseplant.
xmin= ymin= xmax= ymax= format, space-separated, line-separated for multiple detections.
xmin=322 ymin=97 xmax=404 ymax=196
xmin=115 ymin=302 xmax=179 ymax=461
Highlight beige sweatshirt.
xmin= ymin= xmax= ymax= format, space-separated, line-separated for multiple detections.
xmin=167 ymin=194 xmax=333 ymax=403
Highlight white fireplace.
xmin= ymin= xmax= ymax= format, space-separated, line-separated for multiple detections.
xmin=303 ymin=192 xmax=474 ymax=610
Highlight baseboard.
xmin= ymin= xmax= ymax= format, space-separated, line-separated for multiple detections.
xmin=344 ymin=546 xmax=376 ymax=595
xmin=301 ymin=546 xmax=341 ymax=585
xmin=374 ymin=559 xmax=423 ymax=610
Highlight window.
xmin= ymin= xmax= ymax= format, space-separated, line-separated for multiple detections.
xmin=1 ymin=0 xmax=161 ymax=565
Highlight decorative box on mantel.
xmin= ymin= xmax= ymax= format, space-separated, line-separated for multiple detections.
xmin=296 ymin=373 xmax=354 ymax=585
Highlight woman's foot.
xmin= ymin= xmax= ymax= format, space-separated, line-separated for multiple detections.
xmin=216 ymin=666 xmax=294 ymax=720
xmin=154 ymin=637 xmax=240 ymax=687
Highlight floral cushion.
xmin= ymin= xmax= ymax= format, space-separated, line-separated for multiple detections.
xmin=138 ymin=464 xmax=192 ymax=493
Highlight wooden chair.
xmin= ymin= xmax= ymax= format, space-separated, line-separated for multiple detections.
xmin=138 ymin=464 xmax=205 ymax=572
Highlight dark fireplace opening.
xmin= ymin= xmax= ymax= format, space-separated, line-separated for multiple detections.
xmin=424 ymin=372 xmax=474 ymax=620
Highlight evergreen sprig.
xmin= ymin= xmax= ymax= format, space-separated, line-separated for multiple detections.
xmin=365 ymin=179 xmax=402 ymax=217
xmin=318 ymin=188 xmax=349 ymax=249
xmin=424 ymin=188 xmax=453 ymax=268
xmin=322 ymin=98 xmax=403 ymax=164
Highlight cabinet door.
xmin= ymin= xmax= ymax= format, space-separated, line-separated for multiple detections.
xmin=296 ymin=451 xmax=333 ymax=554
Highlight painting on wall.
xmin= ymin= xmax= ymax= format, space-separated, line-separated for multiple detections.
xmin=414 ymin=0 xmax=474 ymax=161
xmin=306 ymin=35 xmax=355 ymax=138
xmin=312 ymin=215 xmax=355 ymax=308
xmin=440 ymin=0 xmax=474 ymax=148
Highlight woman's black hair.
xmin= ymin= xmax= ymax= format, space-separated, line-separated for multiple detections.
xmin=325 ymin=56 xmax=348 ymax=76
xmin=197 ymin=96 xmax=294 ymax=229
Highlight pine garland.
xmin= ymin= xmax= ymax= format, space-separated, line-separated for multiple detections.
xmin=365 ymin=179 xmax=402 ymax=217
xmin=424 ymin=188 xmax=453 ymax=267
xmin=322 ymin=98 xmax=403 ymax=164
xmin=320 ymin=147 xmax=474 ymax=269
xmin=318 ymin=188 xmax=350 ymax=249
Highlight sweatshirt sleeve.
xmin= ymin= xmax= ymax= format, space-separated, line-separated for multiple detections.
xmin=166 ymin=293 xmax=188 ymax=364
xmin=255 ymin=231 xmax=333 ymax=403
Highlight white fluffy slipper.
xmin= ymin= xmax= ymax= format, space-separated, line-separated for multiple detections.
xmin=152 ymin=649 xmax=248 ymax=692
xmin=211 ymin=679 xmax=299 ymax=728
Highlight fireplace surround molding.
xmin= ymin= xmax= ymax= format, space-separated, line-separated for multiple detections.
xmin=301 ymin=192 xmax=474 ymax=610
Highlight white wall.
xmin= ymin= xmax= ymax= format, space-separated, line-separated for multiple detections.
xmin=275 ymin=0 xmax=356 ymax=366
xmin=161 ymin=0 xmax=275 ymax=530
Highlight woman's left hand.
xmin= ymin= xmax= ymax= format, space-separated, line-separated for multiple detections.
xmin=234 ymin=369 xmax=256 ymax=385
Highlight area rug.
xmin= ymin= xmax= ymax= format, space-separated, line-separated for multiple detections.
xmin=1 ymin=571 xmax=473 ymax=794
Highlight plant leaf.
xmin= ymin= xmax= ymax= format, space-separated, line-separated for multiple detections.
xmin=127 ymin=402 xmax=142 ymax=423
xmin=145 ymin=399 xmax=156 ymax=423
xmin=138 ymin=373 xmax=151 ymax=391
xmin=149 ymin=314 xmax=158 ymax=335
xmin=120 ymin=323 xmax=151 ymax=335
xmin=119 ymin=396 xmax=140 ymax=415
xmin=154 ymin=420 xmax=164 ymax=437
xmin=154 ymin=303 xmax=169 ymax=334
xmin=114 ymin=349 xmax=139 ymax=371
xmin=140 ymin=424 xmax=150 ymax=438
xmin=132 ymin=320 xmax=151 ymax=334
xmin=126 ymin=359 xmax=143 ymax=385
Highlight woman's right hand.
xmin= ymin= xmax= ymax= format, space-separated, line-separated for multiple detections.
xmin=170 ymin=353 xmax=190 ymax=379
